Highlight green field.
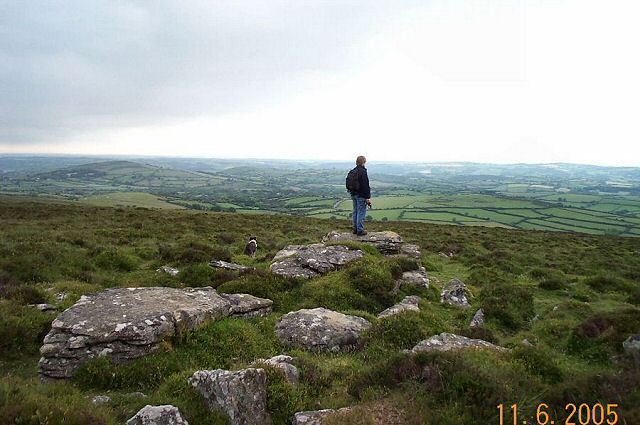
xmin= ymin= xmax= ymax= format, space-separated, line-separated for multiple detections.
xmin=3 ymin=157 xmax=640 ymax=237
xmin=80 ymin=192 xmax=184 ymax=209
xmin=288 ymin=193 xmax=640 ymax=236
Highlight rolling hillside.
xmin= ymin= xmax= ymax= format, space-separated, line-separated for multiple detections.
xmin=1 ymin=197 xmax=639 ymax=424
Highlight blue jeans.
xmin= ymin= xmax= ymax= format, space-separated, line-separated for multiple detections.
xmin=351 ymin=195 xmax=367 ymax=233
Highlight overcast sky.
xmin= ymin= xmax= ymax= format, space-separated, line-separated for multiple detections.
xmin=1 ymin=0 xmax=638 ymax=166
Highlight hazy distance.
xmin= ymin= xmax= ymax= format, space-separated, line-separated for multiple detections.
xmin=1 ymin=1 xmax=639 ymax=166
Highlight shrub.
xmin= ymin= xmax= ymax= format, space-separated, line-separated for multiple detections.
xmin=567 ymin=309 xmax=640 ymax=362
xmin=538 ymin=277 xmax=568 ymax=291
xmin=0 ymin=274 xmax=47 ymax=304
xmin=94 ymin=249 xmax=139 ymax=272
xmin=179 ymin=242 xmax=231 ymax=264
xmin=300 ymin=274 xmax=370 ymax=312
xmin=457 ymin=326 xmax=497 ymax=344
xmin=479 ymin=282 xmax=534 ymax=332
xmin=178 ymin=248 xmax=208 ymax=263
xmin=364 ymin=312 xmax=432 ymax=349
xmin=511 ymin=345 xmax=563 ymax=384
xmin=264 ymin=366 xmax=305 ymax=425
xmin=0 ymin=377 xmax=112 ymax=425
xmin=628 ymin=287 xmax=640 ymax=306
xmin=50 ymin=280 xmax=102 ymax=309
xmin=416 ymin=350 xmax=536 ymax=423
xmin=0 ymin=300 xmax=54 ymax=358
xmin=158 ymin=244 xmax=179 ymax=261
xmin=348 ymin=352 xmax=422 ymax=399
xmin=74 ymin=354 xmax=182 ymax=392
xmin=218 ymin=272 xmax=302 ymax=312
xmin=468 ymin=249 xmax=523 ymax=275
xmin=216 ymin=232 xmax=236 ymax=244
xmin=179 ymin=264 xmax=234 ymax=288
xmin=346 ymin=260 xmax=395 ymax=311
xmin=386 ymin=257 xmax=419 ymax=279
xmin=545 ymin=366 xmax=640 ymax=422
xmin=467 ymin=265 xmax=508 ymax=287
xmin=583 ymin=275 xmax=632 ymax=293
xmin=529 ymin=267 xmax=564 ymax=281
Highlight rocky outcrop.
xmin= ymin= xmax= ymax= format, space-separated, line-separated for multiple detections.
xmin=38 ymin=287 xmax=272 ymax=381
xmin=126 ymin=405 xmax=189 ymax=425
xmin=623 ymin=334 xmax=640 ymax=355
xmin=27 ymin=303 xmax=59 ymax=313
xmin=440 ymin=278 xmax=471 ymax=308
xmin=392 ymin=267 xmax=429 ymax=294
xmin=377 ymin=296 xmax=421 ymax=319
xmin=91 ymin=395 xmax=111 ymax=405
xmin=469 ymin=308 xmax=485 ymax=328
xmin=397 ymin=243 xmax=422 ymax=259
xmin=156 ymin=266 xmax=179 ymax=276
xmin=292 ymin=408 xmax=352 ymax=425
xmin=270 ymin=244 xmax=363 ymax=279
xmin=210 ymin=260 xmax=253 ymax=272
xmin=410 ymin=333 xmax=508 ymax=353
xmin=253 ymin=355 xmax=299 ymax=385
xmin=276 ymin=308 xmax=371 ymax=352
xmin=220 ymin=293 xmax=273 ymax=318
xmin=189 ymin=368 xmax=272 ymax=425
xmin=323 ymin=231 xmax=406 ymax=255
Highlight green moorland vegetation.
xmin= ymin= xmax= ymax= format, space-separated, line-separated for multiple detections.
xmin=1 ymin=196 xmax=639 ymax=424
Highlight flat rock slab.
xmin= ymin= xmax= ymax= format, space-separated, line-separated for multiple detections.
xmin=397 ymin=243 xmax=422 ymax=259
xmin=126 ymin=404 xmax=189 ymax=425
xmin=440 ymin=278 xmax=471 ymax=309
xmin=189 ymin=368 xmax=272 ymax=425
xmin=410 ymin=333 xmax=508 ymax=353
xmin=469 ymin=308 xmax=485 ymax=328
xmin=377 ymin=296 xmax=421 ymax=319
xmin=276 ymin=308 xmax=371 ymax=352
xmin=253 ymin=354 xmax=299 ymax=385
xmin=220 ymin=293 xmax=273 ymax=318
xmin=38 ymin=287 xmax=271 ymax=380
xmin=292 ymin=408 xmax=352 ymax=425
xmin=623 ymin=334 xmax=640 ymax=355
xmin=156 ymin=266 xmax=179 ymax=276
xmin=323 ymin=231 xmax=404 ymax=255
xmin=392 ymin=267 xmax=429 ymax=294
xmin=270 ymin=244 xmax=363 ymax=279
xmin=27 ymin=303 xmax=59 ymax=313
xmin=210 ymin=260 xmax=254 ymax=272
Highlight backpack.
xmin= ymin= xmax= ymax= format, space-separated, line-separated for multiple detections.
xmin=346 ymin=167 xmax=360 ymax=193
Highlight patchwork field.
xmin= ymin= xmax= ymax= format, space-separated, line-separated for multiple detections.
xmin=287 ymin=191 xmax=640 ymax=237
xmin=80 ymin=192 xmax=184 ymax=209
xmin=2 ymin=157 xmax=639 ymax=237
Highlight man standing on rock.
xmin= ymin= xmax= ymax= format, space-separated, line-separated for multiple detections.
xmin=346 ymin=155 xmax=371 ymax=236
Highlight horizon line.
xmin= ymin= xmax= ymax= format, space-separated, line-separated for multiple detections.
xmin=0 ymin=152 xmax=638 ymax=169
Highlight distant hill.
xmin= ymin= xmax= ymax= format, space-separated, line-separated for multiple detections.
xmin=1 ymin=156 xmax=639 ymax=236
xmin=29 ymin=160 xmax=226 ymax=194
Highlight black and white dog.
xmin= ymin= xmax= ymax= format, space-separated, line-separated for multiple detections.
xmin=244 ymin=236 xmax=258 ymax=258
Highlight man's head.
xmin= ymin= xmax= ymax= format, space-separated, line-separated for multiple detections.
xmin=356 ymin=155 xmax=366 ymax=166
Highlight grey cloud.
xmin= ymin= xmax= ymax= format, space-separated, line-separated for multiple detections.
xmin=0 ymin=1 xmax=397 ymax=144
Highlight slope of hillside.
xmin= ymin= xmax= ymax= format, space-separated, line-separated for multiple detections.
xmin=3 ymin=157 xmax=640 ymax=236
xmin=0 ymin=197 xmax=639 ymax=424
xmin=33 ymin=160 xmax=226 ymax=192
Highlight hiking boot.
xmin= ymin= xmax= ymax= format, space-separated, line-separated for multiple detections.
xmin=356 ymin=230 xmax=368 ymax=236
xmin=352 ymin=228 xmax=358 ymax=234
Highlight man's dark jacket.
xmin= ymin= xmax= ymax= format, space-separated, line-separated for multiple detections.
xmin=354 ymin=164 xmax=371 ymax=199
